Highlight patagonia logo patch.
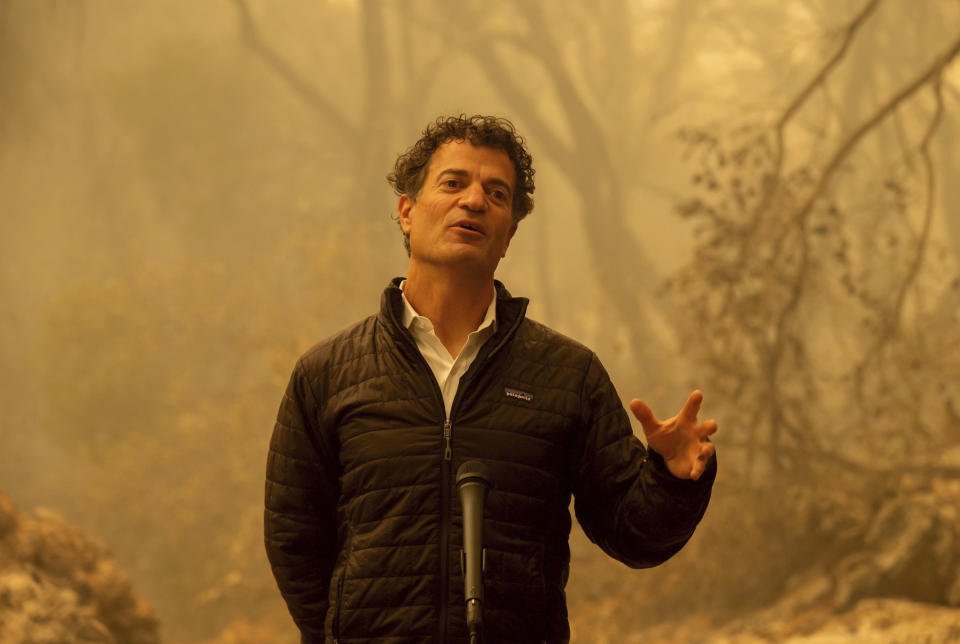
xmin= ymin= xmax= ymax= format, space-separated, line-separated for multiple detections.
xmin=504 ymin=387 xmax=533 ymax=402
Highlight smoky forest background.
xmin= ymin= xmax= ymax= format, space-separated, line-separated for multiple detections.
xmin=2 ymin=1 xmax=960 ymax=642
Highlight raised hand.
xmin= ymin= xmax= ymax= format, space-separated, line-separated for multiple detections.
xmin=629 ymin=390 xmax=717 ymax=480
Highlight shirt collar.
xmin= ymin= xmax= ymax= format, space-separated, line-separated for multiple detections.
xmin=399 ymin=279 xmax=498 ymax=335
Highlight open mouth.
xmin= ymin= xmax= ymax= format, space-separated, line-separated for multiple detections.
xmin=453 ymin=221 xmax=483 ymax=234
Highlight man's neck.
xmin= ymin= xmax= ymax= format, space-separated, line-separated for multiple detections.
xmin=402 ymin=262 xmax=495 ymax=358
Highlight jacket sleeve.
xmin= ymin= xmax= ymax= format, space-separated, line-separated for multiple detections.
xmin=265 ymin=358 xmax=340 ymax=642
xmin=570 ymin=353 xmax=716 ymax=569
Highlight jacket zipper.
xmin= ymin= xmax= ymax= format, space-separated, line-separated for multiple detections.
xmin=439 ymin=417 xmax=452 ymax=643
xmin=388 ymin=290 xmax=526 ymax=643
xmin=439 ymin=305 xmax=525 ymax=642
xmin=393 ymin=325 xmax=453 ymax=643
xmin=443 ymin=420 xmax=452 ymax=461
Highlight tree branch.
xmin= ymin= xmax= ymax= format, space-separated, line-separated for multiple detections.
xmin=890 ymin=79 xmax=943 ymax=330
xmin=851 ymin=74 xmax=946 ymax=394
xmin=788 ymin=32 xmax=960 ymax=237
xmin=232 ymin=0 xmax=356 ymax=138
xmin=723 ymin=2 xmax=882 ymax=329
xmin=464 ymin=37 xmax=577 ymax=169
xmin=775 ymin=0 xmax=882 ymax=134
xmin=764 ymin=0 xmax=881 ymax=223
xmin=766 ymin=33 xmax=960 ymax=468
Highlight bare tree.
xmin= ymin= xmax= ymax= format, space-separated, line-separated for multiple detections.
xmin=667 ymin=0 xmax=960 ymax=479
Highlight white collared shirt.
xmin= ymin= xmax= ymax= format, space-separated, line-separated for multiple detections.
xmin=400 ymin=280 xmax=497 ymax=418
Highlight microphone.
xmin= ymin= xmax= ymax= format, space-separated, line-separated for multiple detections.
xmin=456 ymin=460 xmax=490 ymax=643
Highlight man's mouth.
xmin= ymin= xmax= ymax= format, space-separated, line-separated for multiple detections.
xmin=452 ymin=221 xmax=484 ymax=234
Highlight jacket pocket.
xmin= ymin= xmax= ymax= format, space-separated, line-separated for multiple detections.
xmin=484 ymin=544 xmax=548 ymax=639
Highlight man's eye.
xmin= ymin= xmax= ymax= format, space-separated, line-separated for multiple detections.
xmin=443 ymin=180 xmax=459 ymax=188
xmin=491 ymin=190 xmax=506 ymax=201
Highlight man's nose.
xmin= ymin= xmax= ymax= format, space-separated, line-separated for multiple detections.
xmin=458 ymin=182 xmax=486 ymax=212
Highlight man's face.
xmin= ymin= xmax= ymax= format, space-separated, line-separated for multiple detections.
xmin=398 ymin=140 xmax=517 ymax=277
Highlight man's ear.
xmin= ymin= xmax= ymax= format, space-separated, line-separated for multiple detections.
xmin=398 ymin=194 xmax=414 ymax=234
xmin=501 ymin=222 xmax=518 ymax=257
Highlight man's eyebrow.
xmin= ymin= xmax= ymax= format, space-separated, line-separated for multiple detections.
xmin=436 ymin=168 xmax=513 ymax=195
xmin=435 ymin=168 xmax=470 ymax=182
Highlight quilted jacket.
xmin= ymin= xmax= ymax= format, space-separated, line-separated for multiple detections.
xmin=265 ymin=278 xmax=716 ymax=643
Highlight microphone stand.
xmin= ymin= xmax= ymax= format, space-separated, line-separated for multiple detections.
xmin=456 ymin=460 xmax=490 ymax=644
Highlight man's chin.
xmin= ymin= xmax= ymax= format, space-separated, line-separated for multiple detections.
xmin=416 ymin=248 xmax=500 ymax=274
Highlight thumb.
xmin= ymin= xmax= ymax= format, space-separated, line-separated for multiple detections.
xmin=629 ymin=399 xmax=659 ymax=435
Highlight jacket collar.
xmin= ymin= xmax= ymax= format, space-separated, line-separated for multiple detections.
xmin=380 ymin=277 xmax=528 ymax=349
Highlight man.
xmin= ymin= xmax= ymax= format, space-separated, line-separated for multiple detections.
xmin=265 ymin=115 xmax=717 ymax=643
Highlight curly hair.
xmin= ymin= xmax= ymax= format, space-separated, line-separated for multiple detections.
xmin=387 ymin=114 xmax=535 ymax=253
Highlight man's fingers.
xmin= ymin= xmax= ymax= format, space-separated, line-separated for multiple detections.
xmin=629 ymin=399 xmax=659 ymax=434
xmin=690 ymin=461 xmax=706 ymax=480
xmin=688 ymin=443 xmax=715 ymax=480
xmin=680 ymin=390 xmax=703 ymax=422
xmin=700 ymin=419 xmax=718 ymax=437
xmin=700 ymin=440 xmax=715 ymax=461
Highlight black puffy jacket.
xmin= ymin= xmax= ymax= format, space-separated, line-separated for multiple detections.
xmin=265 ymin=279 xmax=716 ymax=643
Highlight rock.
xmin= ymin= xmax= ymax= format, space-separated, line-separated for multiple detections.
xmin=614 ymin=598 xmax=960 ymax=643
xmin=0 ymin=490 xmax=160 ymax=644
xmin=568 ymin=470 xmax=960 ymax=644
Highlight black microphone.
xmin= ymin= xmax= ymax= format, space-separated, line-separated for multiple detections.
xmin=456 ymin=460 xmax=490 ymax=643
